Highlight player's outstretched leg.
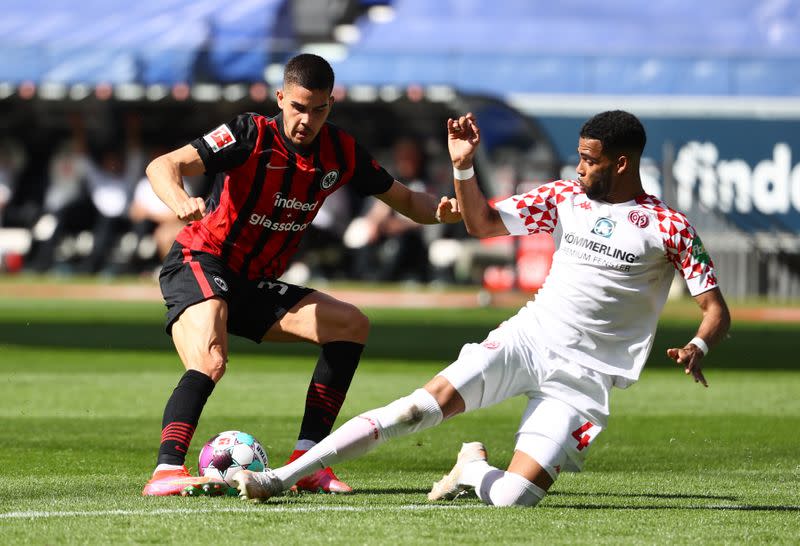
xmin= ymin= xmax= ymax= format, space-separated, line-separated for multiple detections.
xmin=287 ymin=449 xmax=352 ymax=494
xmin=234 ymin=468 xmax=284 ymax=503
xmin=428 ymin=441 xmax=487 ymax=501
xmin=236 ymin=388 xmax=444 ymax=501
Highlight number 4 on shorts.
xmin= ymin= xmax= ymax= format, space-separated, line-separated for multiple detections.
xmin=571 ymin=422 xmax=595 ymax=451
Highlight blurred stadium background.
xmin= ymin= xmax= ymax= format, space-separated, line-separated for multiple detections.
xmin=1 ymin=0 xmax=799 ymax=300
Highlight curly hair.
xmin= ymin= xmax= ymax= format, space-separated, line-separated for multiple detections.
xmin=580 ymin=110 xmax=646 ymax=157
xmin=284 ymin=53 xmax=335 ymax=92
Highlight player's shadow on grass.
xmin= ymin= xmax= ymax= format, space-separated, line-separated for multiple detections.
xmin=0 ymin=320 xmax=490 ymax=362
xmin=550 ymin=491 xmax=737 ymax=501
xmin=545 ymin=502 xmax=800 ymax=511
xmin=1 ymin=318 xmax=798 ymax=369
xmin=357 ymin=487 xmax=430 ymax=495
xmin=547 ymin=491 xmax=800 ymax=511
xmin=282 ymin=489 xmax=800 ymax=512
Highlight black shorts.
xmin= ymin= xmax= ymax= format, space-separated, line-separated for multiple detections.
xmin=159 ymin=242 xmax=315 ymax=342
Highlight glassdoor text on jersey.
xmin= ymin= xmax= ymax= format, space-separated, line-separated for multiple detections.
xmin=249 ymin=215 xmax=311 ymax=231
xmin=248 ymin=192 xmax=318 ymax=231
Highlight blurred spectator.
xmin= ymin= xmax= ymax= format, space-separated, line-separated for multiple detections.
xmin=0 ymin=137 xmax=28 ymax=226
xmin=28 ymin=113 xmax=144 ymax=274
xmin=345 ymin=137 xmax=433 ymax=282
xmin=79 ymin=113 xmax=144 ymax=273
xmin=0 ymin=137 xmax=30 ymax=273
xmin=27 ymin=138 xmax=92 ymax=272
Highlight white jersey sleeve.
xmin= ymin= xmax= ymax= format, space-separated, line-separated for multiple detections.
xmin=643 ymin=194 xmax=718 ymax=296
xmin=495 ymin=180 xmax=579 ymax=235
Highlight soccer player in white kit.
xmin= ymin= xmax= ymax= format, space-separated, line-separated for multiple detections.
xmin=235 ymin=110 xmax=731 ymax=507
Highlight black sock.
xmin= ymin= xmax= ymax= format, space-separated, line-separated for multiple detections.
xmin=156 ymin=369 xmax=216 ymax=466
xmin=298 ymin=341 xmax=364 ymax=444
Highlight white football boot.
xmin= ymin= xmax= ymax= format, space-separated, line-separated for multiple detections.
xmin=234 ymin=469 xmax=284 ymax=502
xmin=427 ymin=441 xmax=487 ymax=501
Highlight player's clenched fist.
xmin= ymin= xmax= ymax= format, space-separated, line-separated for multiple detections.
xmin=176 ymin=197 xmax=206 ymax=221
xmin=436 ymin=195 xmax=461 ymax=224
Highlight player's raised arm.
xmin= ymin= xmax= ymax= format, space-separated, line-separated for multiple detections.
xmin=666 ymin=287 xmax=731 ymax=387
xmin=447 ymin=114 xmax=509 ymax=238
xmin=146 ymin=144 xmax=207 ymax=222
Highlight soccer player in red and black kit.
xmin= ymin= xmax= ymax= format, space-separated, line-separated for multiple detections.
xmin=142 ymin=54 xmax=462 ymax=496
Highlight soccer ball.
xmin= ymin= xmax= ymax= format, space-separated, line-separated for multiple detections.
xmin=198 ymin=430 xmax=269 ymax=487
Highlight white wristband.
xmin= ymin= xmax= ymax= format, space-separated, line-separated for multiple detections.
xmin=453 ymin=165 xmax=475 ymax=180
xmin=689 ymin=336 xmax=709 ymax=356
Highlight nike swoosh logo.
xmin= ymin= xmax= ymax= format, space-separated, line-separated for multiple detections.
xmin=266 ymin=163 xmax=289 ymax=170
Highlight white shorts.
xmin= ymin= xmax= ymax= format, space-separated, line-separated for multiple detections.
xmin=437 ymin=315 xmax=613 ymax=480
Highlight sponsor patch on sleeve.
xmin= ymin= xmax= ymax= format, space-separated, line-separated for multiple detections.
xmin=203 ymin=124 xmax=236 ymax=153
xmin=691 ymin=235 xmax=711 ymax=265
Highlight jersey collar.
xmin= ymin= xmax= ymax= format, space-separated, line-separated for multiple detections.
xmin=273 ymin=112 xmax=321 ymax=158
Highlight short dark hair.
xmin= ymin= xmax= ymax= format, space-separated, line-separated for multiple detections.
xmin=580 ymin=110 xmax=646 ymax=157
xmin=284 ymin=53 xmax=335 ymax=92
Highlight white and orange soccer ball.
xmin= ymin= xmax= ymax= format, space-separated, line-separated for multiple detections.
xmin=198 ymin=430 xmax=268 ymax=487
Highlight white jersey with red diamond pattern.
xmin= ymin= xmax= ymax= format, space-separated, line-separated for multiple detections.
xmin=494 ymin=179 xmax=719 ymax=386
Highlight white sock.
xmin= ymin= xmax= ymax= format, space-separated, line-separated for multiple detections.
xmin=154 ymin=463 xmax=183 ymax=474
xmin=274 ymin=389 xmax=443 ymax=487
xmin=473 ymin=468 xmax=546 ymax=507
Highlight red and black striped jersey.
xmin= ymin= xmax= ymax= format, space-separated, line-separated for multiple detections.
xmin=178 ymin=112 xmax=394 ymax=280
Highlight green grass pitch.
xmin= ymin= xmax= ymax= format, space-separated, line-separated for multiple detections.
xmin=0 ymin=296 xmax=798 ymax=544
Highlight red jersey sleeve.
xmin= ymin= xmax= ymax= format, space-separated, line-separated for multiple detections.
xmin=190 ymin=113 xmax=260 ymax=174
xmin=348 ymin=142 xmax=394 ymax=196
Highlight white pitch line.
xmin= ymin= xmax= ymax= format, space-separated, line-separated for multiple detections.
xmin=0 ymin=504 xmax=489 ymax=520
